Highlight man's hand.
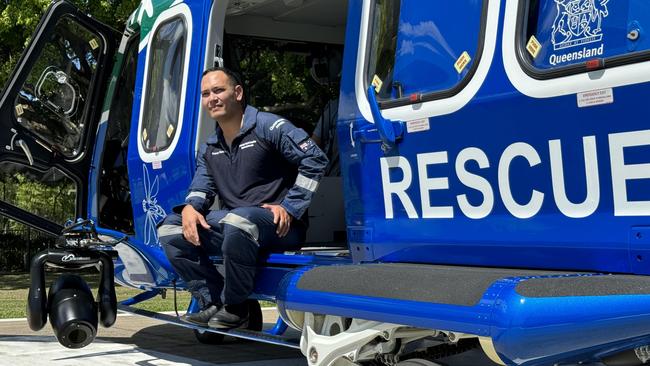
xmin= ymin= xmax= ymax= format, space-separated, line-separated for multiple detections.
xmin=181 ymin=205 xmax=210 ymax=246
xmin=261 ymin=204 xmax=293 ymax=237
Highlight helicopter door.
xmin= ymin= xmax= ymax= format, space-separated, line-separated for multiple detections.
xmin=0 ymin=1 xmax=118 ymax=235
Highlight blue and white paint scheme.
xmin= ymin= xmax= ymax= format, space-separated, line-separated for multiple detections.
xmin=2 ymin=0 xmax=650 ymax=365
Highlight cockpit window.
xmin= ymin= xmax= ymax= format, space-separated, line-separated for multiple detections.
xmin=13 ymin=16 xmax=102 ymax=158
xmin=365 ymin=0 xmax=486 ymax=108
xmin=141 ymin=16 xmax=187 ymax=153
xmin=519 ymin=0 xmax=650 ymax=78
xmin=366 ymin=0 xmax=400 ymax=101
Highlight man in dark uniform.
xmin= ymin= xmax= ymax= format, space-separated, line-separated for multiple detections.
xmin=158 ymin=67 xmax=328 ymax=329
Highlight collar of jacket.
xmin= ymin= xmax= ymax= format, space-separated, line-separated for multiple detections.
xmin=206 ymin=105 xmax=258 ymax=146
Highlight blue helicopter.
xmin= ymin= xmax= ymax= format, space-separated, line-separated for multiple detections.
xmin=2 ymin=0 xmax=650 ymax=365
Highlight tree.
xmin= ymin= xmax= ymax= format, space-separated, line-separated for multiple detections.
xmin=0 ymin=0 xmax=138 ymax=89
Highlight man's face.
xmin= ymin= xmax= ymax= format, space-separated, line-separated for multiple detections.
xmin=200 ymin=70 xmax=244 ymax=121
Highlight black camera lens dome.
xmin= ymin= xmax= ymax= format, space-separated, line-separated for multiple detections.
xmin=47 ymin=275 xmax=98 ymax=348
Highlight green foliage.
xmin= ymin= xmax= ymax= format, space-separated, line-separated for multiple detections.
xmin=0 ymin=168 xmax=77 ymax=272
xmin=239 ymin=45 xmax=313 ymax=107
xmin=0 ymin=230 xmax=54 ymax=272
xmin=0 ymin=273 xmax=192 ymax=318
xmin=0 ymin=0 xmax=50 ymax=88
xmin=0 ymin=0 xmax=138 ymax=89
xmin=234 ymin=37 xmax=337 ymax=131
xmin=0 ymin=170 xmax=75 ymax=231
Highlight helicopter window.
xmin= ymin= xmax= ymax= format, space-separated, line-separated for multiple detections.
xmin=0 ymin=162 xmax=76 ymax=225
xmin=365 ymin=0 xmax=487 ymax=109
xmin=13 ymin=16 xmax=103 ymax=158
xmin=518 ymin=0 xmax=650 ymax=78
xmin=140 ymin=16 xmax=187 ymax=154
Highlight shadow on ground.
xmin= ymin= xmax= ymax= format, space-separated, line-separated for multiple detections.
xmin=100 ymin=323 xmax=305 ymax=364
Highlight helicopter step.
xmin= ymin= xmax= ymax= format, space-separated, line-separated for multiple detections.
xmin=117 ymin=304 xmax=300 ymax=349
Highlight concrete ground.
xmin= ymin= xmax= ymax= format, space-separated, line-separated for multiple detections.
xmin=0 ymin=309 xmax=306 ymax=366
xmin=0 ymin=309 xmax=498 ymax=366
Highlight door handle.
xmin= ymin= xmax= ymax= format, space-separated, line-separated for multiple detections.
xmin=16 ymin=139 xmax=34 ymax=166
xmin=366 ymin=86 xmax=404 ymax=151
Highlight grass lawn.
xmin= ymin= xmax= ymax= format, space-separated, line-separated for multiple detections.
xmin=0 ymin=272 xmax=192 ymax=319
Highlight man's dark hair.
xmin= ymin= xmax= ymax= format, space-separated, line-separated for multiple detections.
xmin=202 ymin=66 xmax=243 ymax=86
xmin=202 ymin=66 xmax=246 ymax=107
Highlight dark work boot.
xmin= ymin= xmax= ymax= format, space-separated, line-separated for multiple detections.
xmin=181 ymin=304 xmax=221 ymax=326
xmin=207 ymin=303 xmax=249 ymax=329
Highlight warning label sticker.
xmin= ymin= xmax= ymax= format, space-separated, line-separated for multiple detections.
xmin=577 ymin=88 xmax=614 ymax=108
xmin=526 ymin=36 xmax=542 ymax=58
xmin=406 ymin=118 xmax=430 ymax=133
xmin=454 ymin=51 xmax=471 ymax=74
xmin=371 ymin=75 xmax=383 ymax=93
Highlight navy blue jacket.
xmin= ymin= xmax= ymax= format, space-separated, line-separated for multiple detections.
xmin=181 ymin=105 xmax=328 ymax=221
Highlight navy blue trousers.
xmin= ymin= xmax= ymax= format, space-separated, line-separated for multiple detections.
xmin=158 ymin=207 xmax=305 ymax=308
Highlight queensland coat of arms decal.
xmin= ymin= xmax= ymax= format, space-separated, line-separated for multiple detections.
xmin=552 ymin=0 xmax=610 ymax=50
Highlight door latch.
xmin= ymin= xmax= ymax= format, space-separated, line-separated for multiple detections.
xmin=6 ymin=128 xmax=34 ymax=165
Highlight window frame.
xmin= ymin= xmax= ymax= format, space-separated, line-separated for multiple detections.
xmin=363 ymin=0 xmax=490 ymax=110
xmin=354 ymin=0 xmax=500 ymax=123
xmin=136 ymin=4 xmax=193 ymax=163
xmin=13 ymin=15 xmax=107 ymax=161
xmin=515 ymin=0 xmax=650 ymax=80
xmin=502 ymin=0 xmax=650 ymax=98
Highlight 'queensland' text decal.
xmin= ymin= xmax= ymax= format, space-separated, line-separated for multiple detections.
xmin=549 ymin=0 xmax=610 ymax=66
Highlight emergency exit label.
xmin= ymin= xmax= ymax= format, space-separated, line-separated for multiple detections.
xmin=406 ymin=118 xmax=430 ymax=133
xmin=577 ymin=88 xmax=613 ymax=108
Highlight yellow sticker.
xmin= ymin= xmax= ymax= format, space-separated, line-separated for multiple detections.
xmin=371 ymin=74 xmax=383 ymax=93
xmin=526 ymin=35 xmax=542 ymax=58
xmin=454 ymin=51 xmax=471 ymax=74
xmin=142 ymin=128 xmax=148 ymax=142
xmin=15 ymin=104 xmax=24 ymax=116
xmin=166 ymin=124 xmax=174 ymax=138
xmin=89 ymin=39 xmax=99 ymax=50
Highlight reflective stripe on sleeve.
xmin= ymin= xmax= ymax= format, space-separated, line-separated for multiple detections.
xmin=270 ymin=118 xmax=288 ymax=131
xmin=186 ymin=191 xmax=207 ymax=200
xmin=295 ymin=174 xmax=319 ymax=193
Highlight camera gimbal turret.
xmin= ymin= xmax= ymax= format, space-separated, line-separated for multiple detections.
xmin=27 ymin=219 xmax=120 ymax=348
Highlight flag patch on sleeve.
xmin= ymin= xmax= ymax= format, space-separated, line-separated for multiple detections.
xmin=299 ymin=139 xmax=316 ymax=152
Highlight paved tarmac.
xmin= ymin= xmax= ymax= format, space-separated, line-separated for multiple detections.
xmin=0 ymin=309 xmax=307 ymax=366
xmin=0 ymin=309 xmax=498 ymax=366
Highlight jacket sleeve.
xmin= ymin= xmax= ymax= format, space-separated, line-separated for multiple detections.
xmin=266 ymin=118 xmax=329 ymax=219
xmin=172 ymin=143 xmax=218 ymax=214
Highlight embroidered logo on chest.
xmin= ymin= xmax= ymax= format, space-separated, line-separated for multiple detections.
xmin=239 ymin=140 xmax=258 ymax=150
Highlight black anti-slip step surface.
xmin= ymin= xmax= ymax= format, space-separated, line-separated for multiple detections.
xmin=296 ymin=263 xmax=579 ymax=306
xmin=516 ymin=274 xmax=650 ymax=297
